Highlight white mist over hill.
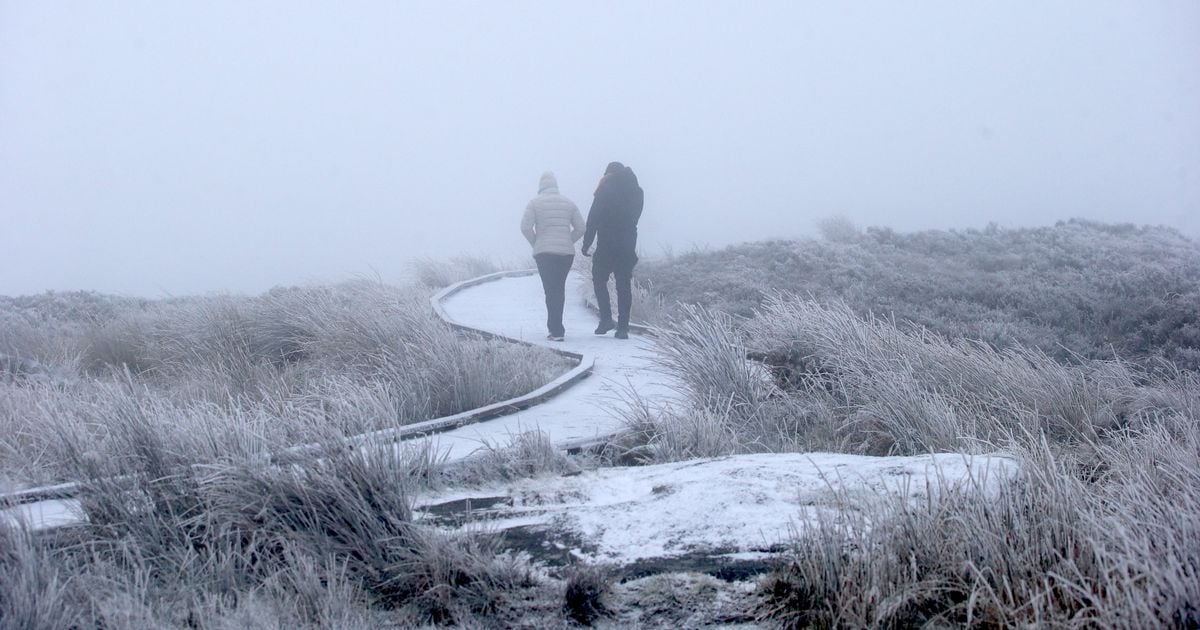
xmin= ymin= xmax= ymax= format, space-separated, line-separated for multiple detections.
xmin=2 ymin=1 xmax=1197 ymax=296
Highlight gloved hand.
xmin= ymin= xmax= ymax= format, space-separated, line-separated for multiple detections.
xmin=581 ymin=248 xmax=591 ymax=257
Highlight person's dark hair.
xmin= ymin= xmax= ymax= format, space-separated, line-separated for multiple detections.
xmin=605 ymin=161 xmax=625 ymax=175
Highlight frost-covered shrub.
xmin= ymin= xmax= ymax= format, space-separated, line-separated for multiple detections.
xmin=408 ymin=255 xmax=501 ymax=288
xmin=640 ymin=219 xmax=1200 ymax=369
xmin=2 ymin=438 xmax=540 ymax=628
xmin=0 ymin=291 xmax=145 ymax=366
xmin=627 ymin=296 xmax=1197 ymax=460
xmin=0 ymin=279 xmax=572 ymax=485
xmin=815 ymin=214 xmax=861 ymax=243
xmin=758 ymin=416 xmax=1200 ymax=628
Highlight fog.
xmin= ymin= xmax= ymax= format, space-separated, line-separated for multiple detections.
xmin=2 ymin=1 xmax=1197 ymax=297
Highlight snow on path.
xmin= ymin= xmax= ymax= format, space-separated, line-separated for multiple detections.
xmin=420 ymin=452 xmax=1021 ymax=565
xmin=421 ymin=271 xmax=682 ymax=460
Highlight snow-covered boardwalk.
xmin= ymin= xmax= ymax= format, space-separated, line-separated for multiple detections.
xmin=426 ymin=271 xmax=681 ymax=459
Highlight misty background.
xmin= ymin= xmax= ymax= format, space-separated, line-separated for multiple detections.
xmin=2 ymin=1 xmax=1197 ymax=297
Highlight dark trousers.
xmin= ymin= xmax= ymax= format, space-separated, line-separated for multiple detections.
xmin=534 ymin=253 xmax=574 ymax=337
xmin=592 ymin=249 xmax=637 ymax=329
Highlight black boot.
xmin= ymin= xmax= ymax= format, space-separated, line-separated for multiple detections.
xmin=594 ymin=320 xmax=616 ymax=335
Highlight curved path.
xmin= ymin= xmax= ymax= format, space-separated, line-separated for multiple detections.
xmin=2 ymin=270 xmax=682 ymax=529
xmin=424 ymin=270 xmax=681 ymax=458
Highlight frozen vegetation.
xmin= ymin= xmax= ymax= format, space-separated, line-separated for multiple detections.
xmin=1 ymin=222 xmax=1199 ymax=628
xmin=640 ymin=219 xmax=1200 ymax=369
xmin=626 ymin=220 xmax=1200 ymax=627
xmin=0 ymin=267 xmax=571 ymax=489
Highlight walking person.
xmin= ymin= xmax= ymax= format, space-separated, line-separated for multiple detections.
xmin=521 ymin=171 xmax=585 ymax=341
xmin=581 ymin=162 xmax=644 ymax=339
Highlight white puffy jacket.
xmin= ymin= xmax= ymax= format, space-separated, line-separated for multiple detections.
xmin=521 ymin=171 xmax=585 ymax=256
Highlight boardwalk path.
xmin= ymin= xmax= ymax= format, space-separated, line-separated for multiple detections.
xmin=2 ymin=270 xmax=682 ymax=529
xmin=425 ymin=270 xmax=681 ymax=459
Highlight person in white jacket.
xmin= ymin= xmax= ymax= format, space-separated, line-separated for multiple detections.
xmin=521 ymin=171 xmax=585 ymax=341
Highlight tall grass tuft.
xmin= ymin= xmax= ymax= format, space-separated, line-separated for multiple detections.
xmin=741 ymin=293 xmax=1186 ymax=455
xmin=759 ymin=421 xmax=1200 ymax=628
xmin=615 ymin=300 xmax=855 ymax=462
xmin=562 ymin=564 xmax=613 ymax=626
xmin=447 ymin=429 xmax=580 ymax=486
xmin=652 ymin=304 xmax=772 ymax=413
xmin=4 ymin=415 xmax=545 ymax=627
xmin=0 ymin=525 xmax=84 ymax=629
xmin=205 ymin=447 xmax=531 ymax=623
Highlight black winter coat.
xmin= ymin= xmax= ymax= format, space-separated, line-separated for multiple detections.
xmin=582 ymin=167 xmax=644 ymax=256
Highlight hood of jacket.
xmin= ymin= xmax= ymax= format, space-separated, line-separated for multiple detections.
xmin=538 ymin=171 xmax=559 ymax=194
xmin=597 ymin=166 xmax=640 ymax=197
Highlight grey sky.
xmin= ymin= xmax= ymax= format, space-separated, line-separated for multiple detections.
xmin=2 ymin=1 xmax=1197 ymax=296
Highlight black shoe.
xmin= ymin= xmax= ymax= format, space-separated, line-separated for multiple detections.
xmin=614 ymin=329 xmax=629 ymax=340
xmin=547 ymin=334 xmax=564 ymax=342
xmin=594 ymin=321 xmax=616 ymax=335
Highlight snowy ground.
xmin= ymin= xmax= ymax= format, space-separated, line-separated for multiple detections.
xmin=417 ymin=452 xmax=1020 ymax=567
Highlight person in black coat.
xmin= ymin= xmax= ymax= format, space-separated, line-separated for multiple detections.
xmin=581 ymin=162 xmax=644 ymax=339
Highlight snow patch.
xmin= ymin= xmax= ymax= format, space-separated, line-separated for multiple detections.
xmin=419 ymin=452 xmax=1019 ymax=564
